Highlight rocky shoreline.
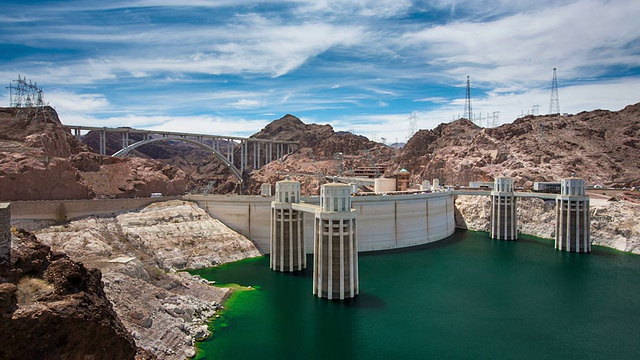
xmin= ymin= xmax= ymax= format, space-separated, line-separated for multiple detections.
xmin=454 ymin=195 xmax=640 ymax=254
xmin=33 ymin=200 xmax=261 ymax=359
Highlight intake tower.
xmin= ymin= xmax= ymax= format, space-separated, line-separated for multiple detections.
xmin=555 ymin=178 xmax=590 ymax=252
xmin=270 ymin=180 xmax=305 ymax=271
xmin=313 ymin=183 xmax=358 ymax=300
xmin=490 ymin=177 xmax=517 ymax=240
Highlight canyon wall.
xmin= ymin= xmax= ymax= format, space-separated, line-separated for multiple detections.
xmin=455 ymin=195 xmax=640 ymax=254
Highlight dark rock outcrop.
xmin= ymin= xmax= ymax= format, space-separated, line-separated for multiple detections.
xmin=391 ymin=103 xmax=640 ymax=188
xmin=0 ymin=229 xmax=139 ymax=360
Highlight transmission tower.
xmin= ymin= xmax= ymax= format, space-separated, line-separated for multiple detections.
xmin=531 ymin=105 xmax=540 ymax=116
xmin=463 ymin=76 xmax=472 ymax=121
xmin=6 ymin=74 xmax=49 ymax=122
xmin=407 ymin=111 xmax=418 ymax=141
xmin=491 ymin=111 xmax=500 ymax=128
xmin=549 ymin=68 xmax=560 ymax=114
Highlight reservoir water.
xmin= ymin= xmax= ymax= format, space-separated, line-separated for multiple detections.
xmin=191 ymin=230 xmax=640 ymax=359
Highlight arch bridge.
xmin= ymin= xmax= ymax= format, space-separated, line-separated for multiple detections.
xmin=64 ymin=125 xmax=299 ymax=184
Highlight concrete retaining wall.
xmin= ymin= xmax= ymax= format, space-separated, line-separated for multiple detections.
xmin=0 ymin=203 xmax=10 ymax=264
xmin=9 ymin=196 xmax=181 ymax=229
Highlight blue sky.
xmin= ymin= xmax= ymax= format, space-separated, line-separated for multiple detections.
xmin=1 ymin=0 xmax=639 ymax=143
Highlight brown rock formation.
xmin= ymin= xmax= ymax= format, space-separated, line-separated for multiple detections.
xmin=245 ymin=114 xmax=395 ymax=195
xmin=392 ymin=103 xmax=640 ymax=188
xmin=0 ymin=107 xmax=188 ymax=201
xmin=0 ymin=229 xmax=138 ymax=360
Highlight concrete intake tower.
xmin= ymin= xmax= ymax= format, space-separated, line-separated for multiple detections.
xmin=555 ymin=178 xmax=590 ymax=252
xmin=490 ymin=177 xmax=517 ymax=240
xmin=313 ymin=183 xmax=359 ymax=300
xmin=270 ymin=180 xmax=306 ymax=271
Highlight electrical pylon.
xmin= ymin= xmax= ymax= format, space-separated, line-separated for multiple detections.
xmin=463 ymin=76 xmax=472 ymax=120
xmin=549 ymin=68 xmax=560 ymax=114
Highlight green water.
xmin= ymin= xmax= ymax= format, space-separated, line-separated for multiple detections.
xmin=190 ymin=231 xmax=640 ymax=359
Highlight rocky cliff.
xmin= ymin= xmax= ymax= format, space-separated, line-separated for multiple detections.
xmin=455 ymin=195 xmax=640 ymax=254
xmin=394 ymin=103 xmax=640 ymax=188
xmin=0 ymin=107 xmax=188 ymax=200
xmin=34 ymin=200 xmax=261 ymax=359
xmin=0 ymin=229 xmax=141 ymax=360
xmin=245 ymin=114 xmax=395 ymax=195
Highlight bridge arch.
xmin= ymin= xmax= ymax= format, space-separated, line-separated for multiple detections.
xmin=111 ymin=137 xmax=243 ymax=185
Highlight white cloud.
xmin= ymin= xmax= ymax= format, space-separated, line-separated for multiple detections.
xmin=400 ymin=0 xmax=640 ymax=83
xmin=414 ymin=97 xmax=448 ymax=103
xmin=8 ymin=13 xmax=365 ymax=82
xmin=2 ymin=0 xmax=638 ymax=144
xmin=229 ymin=99 xmax=262 ymax=108
xmin=47 ymin=91 xmax=110 ymax=112
xmin=293 ymin=0 xmax=412 ymax=18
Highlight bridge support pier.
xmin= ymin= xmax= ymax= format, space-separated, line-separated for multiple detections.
xmin=490 ymin=177 xmax=517 ymax=240
xmin=313 ymin=183 xmax=358 ymax=300
xmin=555 ymin=178 xmax=590 ymax=252
xmin=270 ymin=181 xmax=305 ymax=272
xmin=99 ymin=128 xmax=106 ymax=155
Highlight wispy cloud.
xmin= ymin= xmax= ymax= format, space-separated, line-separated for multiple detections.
xmin=1 ymin=0 xmax=638 ymax=144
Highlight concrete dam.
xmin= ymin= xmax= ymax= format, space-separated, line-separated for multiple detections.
xmin=6 ymin=176 xmax=590 ymax=300
xmin=184 ymin=190 xmax=457 ymax=255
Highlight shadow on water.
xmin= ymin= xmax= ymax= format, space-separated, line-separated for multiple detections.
xmin=288 ymin=264 xmax=314 ymax=279
xmin=361 ymin=230 xmax=466 ymax=257
xmin=339 ymin=292 xmax=386 ymax=309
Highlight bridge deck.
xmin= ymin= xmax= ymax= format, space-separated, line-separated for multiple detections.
xmin=63 ymin=124 xmax=299 ymax=144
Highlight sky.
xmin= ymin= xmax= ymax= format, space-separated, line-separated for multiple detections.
xmin=1 ymin=0 xmax=639 ymax=144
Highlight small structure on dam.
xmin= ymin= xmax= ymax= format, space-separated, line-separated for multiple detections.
xmin=555 ymin=178 xmax=590 ymax=252
xmin=490 ymin=177 xmax=517 ymax=240
xmin=0 ymin=203 xmax=10 ymax=264
xmin=313 ymin=183 xmax=358 ymax=300
xmin=270 ymin=180 xmax=305 ymax=271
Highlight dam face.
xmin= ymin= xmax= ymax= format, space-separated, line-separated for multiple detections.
xmin=187 ymin=192 xmax=456 ymax=254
